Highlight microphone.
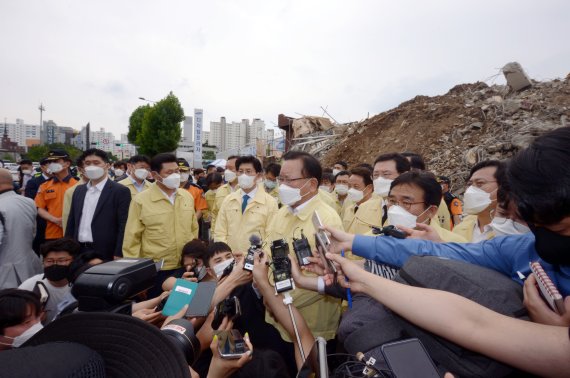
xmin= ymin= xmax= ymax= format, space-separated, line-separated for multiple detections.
xmin=244 ymin=234 xmax=262 ymax=271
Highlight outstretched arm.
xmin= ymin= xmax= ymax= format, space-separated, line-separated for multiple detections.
xmin=327 ymin=253 xmax=570 ymax=378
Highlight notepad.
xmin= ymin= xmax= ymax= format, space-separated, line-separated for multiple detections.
xmin=161 ymin=279 xmax=198 ymax=316
xmin=530 ymin=262 xmax=565 ymax=315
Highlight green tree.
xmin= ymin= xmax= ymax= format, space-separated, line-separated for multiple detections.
xmin=127 ymin=104 xmax=150 ymax=145
xmin=203 ymin=150 xmax=216 ymax=161
xmin=137 ymin=92 xmax=184 ymax=156
xmin=24 ymin=143 xmax=83 ymax=162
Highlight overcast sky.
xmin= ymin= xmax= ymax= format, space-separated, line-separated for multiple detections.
xmin=1 ymin=0 xmax=569 ymax=138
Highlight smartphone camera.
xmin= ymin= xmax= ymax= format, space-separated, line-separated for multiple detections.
xmin=212 ymin=296 xmax=242 ymax=330
xmin=270 ymin=239 xmax=294 ymax=294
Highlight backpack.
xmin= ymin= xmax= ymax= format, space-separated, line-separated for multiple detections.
xmin=391 ymin=255 xmax=529 ymax=377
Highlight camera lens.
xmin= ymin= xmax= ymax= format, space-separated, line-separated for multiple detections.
xmin=161 ymin=319 xmax=201 ymax=366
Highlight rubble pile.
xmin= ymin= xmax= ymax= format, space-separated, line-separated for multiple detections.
xmin=320 ymin=65 xmax=570 ymax=191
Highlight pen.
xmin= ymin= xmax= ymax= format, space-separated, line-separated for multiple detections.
xmin=340 ymin=249 xmax=353 ymax=309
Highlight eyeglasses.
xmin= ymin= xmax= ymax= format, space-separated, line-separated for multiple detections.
xmin=43 ymin=258 xmax=72 ymax=266
xmin=386 ymin=197 xmax=425 ymax=211
xmin=276 ymin=177 xmax=308 ymax=185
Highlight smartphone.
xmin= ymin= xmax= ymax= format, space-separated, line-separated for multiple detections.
xmin=161 ymin=279 xmax=198 ymax=316
xmin=217 ymin=329 xmax=250 ymax=359
xmin=530 ymin=262 xmax=566 ymax=315
xmin=312 ymin=211 xmax=337 ymax=274
xmin=186 ymin=281 xmax=217 ymax=317
xmin=381 ymin=338 xmax=440 ymax=378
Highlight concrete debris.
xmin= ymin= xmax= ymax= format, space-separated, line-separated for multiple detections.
xmin=502 ymin=62 xmax=533 ymax=91
xmin=310 ymin=63 xmax=570 ymax=192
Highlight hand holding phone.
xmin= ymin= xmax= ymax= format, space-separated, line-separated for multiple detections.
xmin=217 ymin=329 xmax=251 ymax=359
xmin=530 ymin=262 xmax=566 ymax=315
xmin=312 ymin=211 xmax=337 ymax=274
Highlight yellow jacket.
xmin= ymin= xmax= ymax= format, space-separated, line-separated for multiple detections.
xmin=211 ymin=183 xmax=237 ymax=229
xmin=118 ymin=177 xmax=151 ymax=199
xmin=265 ymin=195 xmax=343 ymax=342
xmin=318 ymin=190 xmax=340 ymax=214
xmin=204 ymin=189 xmax=217 ymax=221
xmin=436 ymin=198 xmax=452 ymax=231
xmin=342 ymin=196 xmax=384 ymax=235
xmin=122 ymin=183 xmax=199 ymax=270
xmin=430 ymin=219 xmax=467 ymax=243
xmin=452 ymin=214 xmax=495 ymax=242
xmin=265 ymin=185 xmax=280 ymax=202
xmin=62 ymin=179 xmax=85 ymax=235
xmin=213 ymin=187 xmax=278 ymax=253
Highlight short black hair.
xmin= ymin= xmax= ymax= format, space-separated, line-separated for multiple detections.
xmin=129 ymin=155 xmax=151 ymax=165
xmin=321 ymin=171 xmax=335 ymax=184
xmin=334 ymin=170 xmax=350 ymax=183
xmin=355 ymin=163 xmax=374 ymax=173
xmin=227 ymin=155 xmax=239 ymax=162
xmin=75 ymin=155 xmax=85 ymax=168
xmin=206 ymin=164 xmax=216 ymax=170
xmin=282 ymin=151 xmax=322 ymax=183
xmin=350 ymin=167 xmax=373 ymax=186
xmin=373 ymin=153 xmax=411 ymax=174
xmin=81 ymin=148 xmax=109 ymax=164
xmin=67 ymin=250 xmax=105 ymax=284
xmin=203 ymin=242 xmax=232 ymax=267
xmin=206 ymin=172 xmax=223 ymax=187
xmin=468 ymin=160 xmax=504 ymax=181
xmin=401 ymin=152 xmax=426 ymax=171
xmin=181 ymin=239 xmax=208 ymax=265
xmin=114 ymin=160 xmax=127 ymax=169
xmin=150 ymin=153 xmax=177 ymax=173
xmin=19 ymin=159 xmax=33 ymax=165
xmin=216 ymin=166 xmax=225 ymax=173
xmin=508 ymin=126 xmax=570 ymax=225
xmin=334 ymin=161 xmax=348 ymax=170
xmin=236 ymin=155 xmax=262 ymax=173
xmin=390 ymin=171 xmax=442 ymax=208
xmin=0 ymin=289 xmax=42 ymax=335
xmin=232 ymin=348 xmax=290 ymax=378
xmin=194 ymin=168 xmax=204 ymax=176
xmin=265 ymin=163 xmax=281 ymax=177
xmin=40 ymin=238 xmax=80 ymax=258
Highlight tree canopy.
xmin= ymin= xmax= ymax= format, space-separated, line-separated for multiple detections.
xmin=24 ymin=143 xmax=83 ymax=162
xmin=129 ymin=92 xmax=184 ymax=157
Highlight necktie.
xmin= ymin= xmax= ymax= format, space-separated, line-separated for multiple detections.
xmin=242 ymin=194 xmax=250 ymax=213
xmin=354 ymin=205 xmax=359 ymax=214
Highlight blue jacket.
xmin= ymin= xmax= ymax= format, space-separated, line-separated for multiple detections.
xmin=352 ymin=232 xmax=570 ymax=296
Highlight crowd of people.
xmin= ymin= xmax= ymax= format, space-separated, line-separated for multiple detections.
xmin=0 ymin=126 xmax=569 ymax=377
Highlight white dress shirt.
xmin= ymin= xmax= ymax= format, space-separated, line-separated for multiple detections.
xmin=471 ymin=219 xmax=494 ymax=243
xmin=78 ymin=178 xmax=108 ymax=242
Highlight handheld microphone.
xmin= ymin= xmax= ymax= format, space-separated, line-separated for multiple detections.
xmin=244 ymin=234 xmax=261 ymax=271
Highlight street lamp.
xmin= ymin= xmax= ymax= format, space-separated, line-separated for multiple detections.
xmin=138 ymin=97 xmax=157 ymax=104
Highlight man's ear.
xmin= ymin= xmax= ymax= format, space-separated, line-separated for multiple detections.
xmin=426 ymin=205 xmax=439 ymax=220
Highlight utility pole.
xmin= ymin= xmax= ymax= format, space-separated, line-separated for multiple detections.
xmin=38 ymin=103 xmax=45 ymax=144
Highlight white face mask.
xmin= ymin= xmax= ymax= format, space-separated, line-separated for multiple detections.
xmin=180 ymin=172 xmax=190 ymax=183
xmin=224 ymin=170 xmax=237 ymax=183
xmin=134 ymin=168 xmax=149 ymax=181
xmin=264 ymin=180 xmax=277 ymax=190
xmin=387 ymin=205 xmax=419 ymax=229
xmin=347 ymin=188 xmax=364 ymax=203
xmin=161 ymin=173 xmax=181 ymax=190
xmin=22 ymin=169 xmax=33 ymax=175
xmin=213 ymin=258 xmax=234 ymax=278
xmin=114 ymin=169 xmax=124 ymax=177
xmin=85 ymin=165 xmax=106 ymax=180
xmin=319 ymin=185 xmax=331 ymax=193
xmin=332 ymin=169 xmax=341 ymax=176
xmin=48 ymin=162 xmax=63 ymax=174
xmin=238 ymin=174 xmax=256 ymax=190
xmin=0 ymin=321 xmax=43 ymax=348
xmin=463 ymin=186 xmax=493 ymax=215
xmin=490 ymin=217 xmax=531 ymax=237
xmin=278 ymin=181 xmax=310 ymax=207
xmin=335 ymin=184 xmax=349 ymax=196
xmin=373 ymin=177 xmax=393 ymax=197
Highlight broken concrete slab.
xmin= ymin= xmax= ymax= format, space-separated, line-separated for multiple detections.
xmin=502 ymin=62 xmax=532 ymax=91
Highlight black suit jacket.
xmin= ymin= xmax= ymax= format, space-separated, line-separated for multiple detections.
xmin=66 ymin=179 xmax=131 ymax=260
xmin=25 ymin=175 xmax=47 ymax=199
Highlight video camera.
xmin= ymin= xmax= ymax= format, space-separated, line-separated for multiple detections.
xmin=72 ymin=258 xmax=157 ymax=314
xmin=270 ymin=239 xmax=294 ymax=294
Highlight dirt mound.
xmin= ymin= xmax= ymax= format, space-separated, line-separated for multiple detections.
xmin=320 ymin=73 xmax=570 ymax=191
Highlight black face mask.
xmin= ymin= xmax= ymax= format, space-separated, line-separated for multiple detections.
xmin=531 ymin=226 xmax=570 ymax=266
xmin=44 ymin=265 xmax=70 ymax=282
